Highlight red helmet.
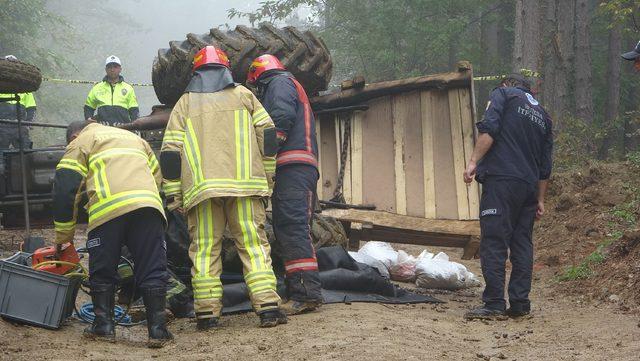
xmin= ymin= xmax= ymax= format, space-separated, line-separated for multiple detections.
xmin=246 ymin=54 xmax=285 ymax=84
xmin=192 ymin=46 xmax=230 ymax=71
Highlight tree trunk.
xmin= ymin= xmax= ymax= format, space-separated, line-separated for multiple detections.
xmin=541 ymin=0 xmax=558 ymax=116
xmin=513 ymin=0 xmax=542 ymax=73
xmin=574 ymin=0 xmax=594 ymax=124
xmin=599 ymin=22 xmax=622 ymax=158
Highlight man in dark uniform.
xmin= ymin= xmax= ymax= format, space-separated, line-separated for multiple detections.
xmin=247 ymin=54 xmax=323 ymax=315
xmin=463 ymin=74 xmax=553 ymax=320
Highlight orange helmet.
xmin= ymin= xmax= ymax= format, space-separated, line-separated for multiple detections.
xmin=192 ymin=46 xmax=230 ymax=71
xmin=246 ymin=54 xmax=285 ymax=84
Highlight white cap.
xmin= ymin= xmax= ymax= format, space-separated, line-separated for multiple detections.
xmin=4 ymin=55 xmax=18 ymax=61
xmin=105 ymin=55 xmax=121 ymax=66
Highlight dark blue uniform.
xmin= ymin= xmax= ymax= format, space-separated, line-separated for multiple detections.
xmin=475 ymin=86 xmax=553 ymax=313
xmin=257 ymin=71 xmax=322 ymax=303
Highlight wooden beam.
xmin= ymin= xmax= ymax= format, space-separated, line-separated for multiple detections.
xmin=448 ymin=89 xmax=470 ymax=220
xmin=315 ymin=117 xmax=323 ymax=198
xmin=420 ymin=91 xmax=437 ymax=219
xmin=350 ymin=111 xmax=364 ymax=205
xmin=322 ymin=208 xmax=480 ymax=236
xmin=459 ymin=88 xmax=480 ymax=219
xmin=311 ymin=69 xmax=472 ymax=110
xmin=392 ymin=95 xmax=407 ymax=215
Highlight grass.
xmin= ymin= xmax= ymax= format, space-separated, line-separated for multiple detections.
xmin=556 ymin=231 xmax=622 ymax=282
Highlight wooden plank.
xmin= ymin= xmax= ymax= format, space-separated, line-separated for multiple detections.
xmin=318 ymin=114 xmax=338 ymax=200
xmin=392 ymin=95 xmax=407 ymax=215
xmin=350 ymin=111 xmax=364 ymax=205
xmin=401 ymin=91 xmax=425 ymax=218
xmin=421 ymin=91 xmax=436 ymax=218
xmin=311 ymin=68 xmax=472 ymax=109
xmin=432 ymin=90 xmax=459 ymax=219
xmin=448 ymin=89 xmax=470 ymax=220
xmin=323 ymin=208 xmax=480 ymax=236
xmin=459 ymin=88 xmax=480 ymax=219
xmin=361 ymin=97 xmax=396 ymax=212
xmin=315 ymin=116 xmax=323 ymax=198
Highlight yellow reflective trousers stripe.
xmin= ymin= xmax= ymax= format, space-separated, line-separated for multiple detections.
xmin=237 ymin=197 xmax=265 ymax=271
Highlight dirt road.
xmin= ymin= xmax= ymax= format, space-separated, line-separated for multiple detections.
xmin=1 ymin=245 xmax=638 ymax=361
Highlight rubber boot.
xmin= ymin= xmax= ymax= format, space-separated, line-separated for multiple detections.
xmin=258 ymin=308 xmax=288 ymax=328
xmin=84 ymin=283 xmax=116 ymax=341
xmin=281 ymin=299 xmax=322 ymax=316
xmin=142 ymin=287 xmax=174 ymax=348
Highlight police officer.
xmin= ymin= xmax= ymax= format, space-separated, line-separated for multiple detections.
xmin=160 ymin=46 xmax=286 ymax=330
xmin=53 ymin=120 xmax=172 ymax=347
xmin=463 ymin=74 xmax=553 ymax=320
xmin=0 ymin=55 xmax=36 ymax=149
xmin=84 ymin=55 xmax=139 ymax=126
xmin=246 ymin=54 xmax=323 ymax=315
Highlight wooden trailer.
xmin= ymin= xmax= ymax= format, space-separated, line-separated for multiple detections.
xmin=310 ymin=62 xmax=481 ymax=259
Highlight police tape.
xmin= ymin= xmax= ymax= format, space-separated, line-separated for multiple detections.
xmin=42 ymin=68 xmax=542 ymax=86
xmin=42 ymin=77 xmax=153 ymax=87
xmin=473 ymin=69 xmax=542 ymax=81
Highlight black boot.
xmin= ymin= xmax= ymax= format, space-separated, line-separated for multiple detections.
xmin=464 ymin=306 xmax=507 ymax=320
xmin=168 ymin=292 xmax=195 ymax=319
xmin=84 ymin=283 xmax=116 ymax=341
xmin=142 ymin=287 xmax=174 ymax=348
xmin=258 ymin=308 xmax=288 ymax=328
xmin=196 ymin=317 xmax=219 ymax=331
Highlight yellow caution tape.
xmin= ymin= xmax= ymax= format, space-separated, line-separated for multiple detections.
xmin=42 ymin=77 xmax=153 ymax=87
xmin=473 ymin=68 xmax=542 ymax=81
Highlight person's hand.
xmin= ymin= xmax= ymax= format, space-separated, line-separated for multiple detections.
xmin=464 ymin=160 xmax=476 ymax=184
xmin=536 ymin=200 xmax=545 ymax=220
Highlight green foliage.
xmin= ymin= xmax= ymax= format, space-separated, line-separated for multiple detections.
xmin=557 ymin=230 xmax=623 ymax=282
xmin=599 ymin=0 xmax=640 ymax=32
xmin=229 ymin=0 xmax=510 ymax=83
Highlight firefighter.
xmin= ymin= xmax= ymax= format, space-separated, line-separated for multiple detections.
xmin=160 ymin=46 xmax=286 ymax=330
xmin=246 ymin=54 xmax=323 ymax=315
xmin=53 ymin=120 xmax=172 ymax=347
xmin=84 ymin=55 xmax=139 ymax=126
xmin=463 ymin=74 xmax=553 ymax=320
xmin=0 ymin=55 xmax=36 ymax=149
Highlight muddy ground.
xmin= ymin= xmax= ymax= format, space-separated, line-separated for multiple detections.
xmin=2 ymin=161 xmax=640 ymax=360
xmin=1 ymin=240 xmax=638 ymax=360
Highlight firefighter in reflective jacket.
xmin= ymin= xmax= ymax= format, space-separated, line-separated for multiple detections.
xmin=0 ymin=55 xmax=36 ymax=149
xmin=247 ymin=54 xmax=322 ymax=315
xmin=53 ymin=121 xmax=172 ymax=347
xmin=84 ymin=55 xmax=139 ymax=126
xmin=160 ymin=46 xmax=286 ymax=331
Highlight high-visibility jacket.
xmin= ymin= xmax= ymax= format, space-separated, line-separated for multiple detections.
xmin=53 ymin=123 xmax=165 ymax=244
xmin=160 ymin=85 xmax=278 ymax=211
xmin=0 ymin=92 xmax=36 ymax=122
xmin=84 ymin=76 xmax=139 ymax=126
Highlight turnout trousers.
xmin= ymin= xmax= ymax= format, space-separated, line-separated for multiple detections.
xmin=479 ymin=176 xmax=538 ymax=313
xmin=272 ymin=164 xmax=322 ymax=302
xmin=187 ymin=197 xmax=280 ymax=318
xmin=87 ymin=207 xmax=168 ymax=290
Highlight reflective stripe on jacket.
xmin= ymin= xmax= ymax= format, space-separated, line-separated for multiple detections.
xmin=160 ymin=85 xmax=276 ymax=211
xmin=53 ymin=123 xmax=165 ymax=244
xmin=258 ymin=73 xmax=318 ymax=169
xmin=84 ymin=76 xmax=139 ymax=126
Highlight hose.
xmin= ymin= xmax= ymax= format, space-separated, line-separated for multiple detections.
xmin=32 ymin=251 xmax=141 ymax=326
xmin=76 ymin=302 xmax=134 ymax=325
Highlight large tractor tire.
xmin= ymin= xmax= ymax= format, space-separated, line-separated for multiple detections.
xmin=152 ymin=23 xmax=332 ymax=106
xmin=0 ymin=59 xmax=42 ymax=94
